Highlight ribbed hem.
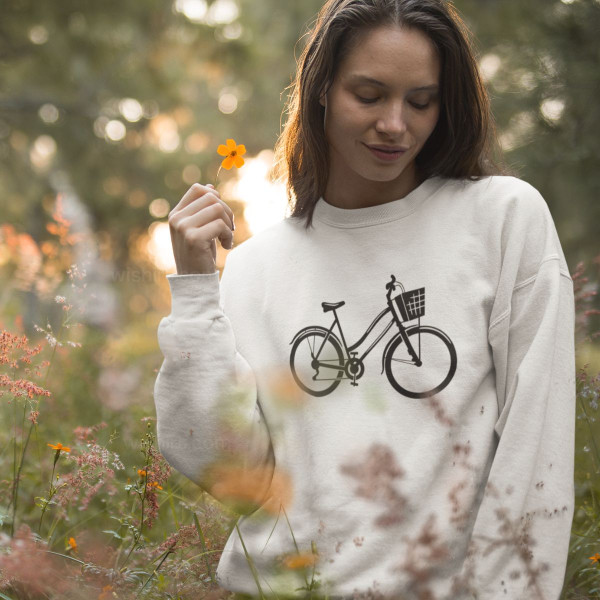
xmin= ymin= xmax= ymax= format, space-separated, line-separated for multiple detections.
xmin=166 ymin=271 xmax=221 ymax=319
xmin=312 ymin=175 xmax=448 ymax=228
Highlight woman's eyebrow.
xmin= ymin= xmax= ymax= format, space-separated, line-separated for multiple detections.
xmin=348 ymin=74 xmax=438 ymax=91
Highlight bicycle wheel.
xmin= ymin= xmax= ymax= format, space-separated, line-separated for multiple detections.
xmin=384 ymin=325 xmax=457 ymax=399
xmin=289 ymin=327 xmax=345 ymax=397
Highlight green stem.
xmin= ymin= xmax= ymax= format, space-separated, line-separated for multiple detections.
xmin=45 ymin=550 xmax=86 ymax=565
xmin=166 ymin=481 xmax=179 ymax=530
xmin=112 ymin=495 xmax=138 ymax=569
xmin=134 ymin=548 xmax=174 ymax=599
xmin=38 ymin=455 xmax=58 ymax=535
xmin=10 ymin=415 xmax=34 ymax=537
xmin=193 ymin=511 xmax=215 ymax=584
xmin=235 ymin=522 xmax=267 ymax=599
xmin=118 ymin=450 xmax=151 ymax=571
xmin=281 ymin=504 xmax=311 ymax=591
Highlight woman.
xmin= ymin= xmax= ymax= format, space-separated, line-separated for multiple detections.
xmin=156 ymin=1 xmax=575 ymax=598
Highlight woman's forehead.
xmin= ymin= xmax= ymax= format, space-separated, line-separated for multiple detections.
xmin=339 ymin=26 xmax=440 ymax=83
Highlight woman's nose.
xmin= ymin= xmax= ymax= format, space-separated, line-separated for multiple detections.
xmin=376 ymin=102 xmax=408 ymax=136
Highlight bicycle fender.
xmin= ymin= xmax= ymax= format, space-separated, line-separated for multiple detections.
xmin=289 ymin=326 xmax=344 ymax=348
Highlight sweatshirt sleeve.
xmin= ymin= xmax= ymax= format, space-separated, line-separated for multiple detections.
xmin=461 ymin=199 xmax=576 ymax=597
xmin=153 ymin=262 xmax=276 ymax=515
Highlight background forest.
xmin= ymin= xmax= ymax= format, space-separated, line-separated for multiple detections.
xmin=0 ymin=0 xmax=599 ymax=598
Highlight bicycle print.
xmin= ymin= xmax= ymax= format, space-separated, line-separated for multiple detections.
xmin=289 ymin=274 xmax=458 ymax=399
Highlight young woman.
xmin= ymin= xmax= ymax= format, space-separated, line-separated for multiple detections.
xmin=156 ymin=1 xmax=576 ymax=598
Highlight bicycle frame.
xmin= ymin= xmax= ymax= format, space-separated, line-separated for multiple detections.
xmin=313 ymin=300 xmax=417 ymax=372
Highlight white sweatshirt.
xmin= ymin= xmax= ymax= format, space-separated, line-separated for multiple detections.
xmin=153 ymin=175 xmax=576 ymax=600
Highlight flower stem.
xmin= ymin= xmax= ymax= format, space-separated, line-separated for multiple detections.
xmin=38 ymin=455 xmax=58 ymax=535
xmin=214 ymin=165 xmax=222 ymax=188
xmin=235 ymin=522 xmax=267 ymax=599
xmin=193 ymin=511 xmax=215 ymax=584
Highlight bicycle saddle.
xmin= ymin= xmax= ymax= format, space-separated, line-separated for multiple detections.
xmin=321 ymin=301 xmax=345 ymax=312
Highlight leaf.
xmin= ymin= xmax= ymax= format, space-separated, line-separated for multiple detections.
xmin=101 ymin=529 xmax=123 ymax=540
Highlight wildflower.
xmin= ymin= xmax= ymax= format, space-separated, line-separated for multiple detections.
xmin=66 ymin=536 xmax=77 ymax=553
xmin=46 ymin=193 xmax=83 ymax=246
xmin=148 ymin=481 xmax=163 ymax=490
xmin=590 ymin=552 xmax=600 ymax=564
xmin=98 ymin=584 xmax=114 ymax=599
xmin=205 ymin=463 xmax=293 ymax=516
xmin=48 ymin=442 xmax=71 ymax=468
xmin=52 ymin=440 xmax=122 ymax=515
xmin=47 ymin=442 xmax=71 ymax=453
xmin=282 ymin=552 xmax=318 ymax=569
xmin=137 ymin=469 xmax=146 ymax=477
xmin=217 ymin=138 xmax=246 ymax=170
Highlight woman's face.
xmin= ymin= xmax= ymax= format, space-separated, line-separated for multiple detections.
xmin=320 ymin=25 xmax=441 ymax=206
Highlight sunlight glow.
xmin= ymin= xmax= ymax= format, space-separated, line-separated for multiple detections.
xmin=223 ymin=149 xmax=287 ymax=236
xmin=478 ymin=53 xmax=501 ymax=82
xmin=540 ymin=98 xmax=565 ymax=123
xmin=147 ymin=222 xmax=176 ymax=272
xmin=174 ymin=0 xmax=238 ymax=25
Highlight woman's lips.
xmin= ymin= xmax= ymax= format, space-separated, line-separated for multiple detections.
xmin=364 ymin=144 xmax=407 ymax=162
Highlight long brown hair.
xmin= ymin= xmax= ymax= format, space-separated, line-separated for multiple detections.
xmin=271 ymin=0 xmax=515 ymax=230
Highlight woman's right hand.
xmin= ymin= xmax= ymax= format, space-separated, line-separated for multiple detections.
xmin=168 ymin=183 xmax=235 ymax=275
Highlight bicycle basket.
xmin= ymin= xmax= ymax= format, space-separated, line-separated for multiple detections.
xmin=394 ymin=287 xmax=425 ymax=322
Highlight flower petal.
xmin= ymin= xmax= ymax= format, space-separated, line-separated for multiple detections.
xmin=226 ymin=138 xmax=237 ymax=150
xmin=217 ymin=144 xmax=230 ymax=156
xmin=233 ymin=155 xmax=245 ymax=168
xmin=222 ymin=156 xmax=234 ymax=170
xmin=236 ymin=144 xmax=246 ymax=156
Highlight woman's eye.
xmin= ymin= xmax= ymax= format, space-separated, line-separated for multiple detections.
xmin=356 ymin=95 xmax=431 ymax=109
xmin=356 ymin=95 xmax=377 ymax=104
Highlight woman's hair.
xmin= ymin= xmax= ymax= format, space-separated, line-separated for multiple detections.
xmin=271 ymin=0 xmax=515 ymax=229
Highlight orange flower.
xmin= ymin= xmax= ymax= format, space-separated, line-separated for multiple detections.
xmin=47 ymin=442 xmax=71 ymax=453
xmin=67 ymin=537 xmax=77 ymax=552
xmin=148 ymin=481 xmax=163 ymax=490
xmin=217 ymin=138 xmax=246 ymax=170
xmin=282 ymin=552 xmax=318 ymax=570
xmin=205 ymin=463 xmax=293 ymax=516
xmin=590 ymin=552 xmax=600 ymax=564
xmin=98 ymin=584 xmax=113 ymax=600
xmin=137 ymin=469 xmax=146 ymax=477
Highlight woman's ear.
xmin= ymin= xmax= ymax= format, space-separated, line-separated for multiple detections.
xmin=318 ymin=85 xmax=329 ymax=108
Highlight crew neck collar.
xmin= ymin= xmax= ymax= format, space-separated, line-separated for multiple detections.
xmin=312 ymin=175 xmax=447 ymax=228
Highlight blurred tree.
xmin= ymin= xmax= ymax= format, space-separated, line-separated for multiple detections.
xmin=455 ymin=0 xmax=600 ymax=268
xmin=0 ymin=0 xmax=597 ymax=298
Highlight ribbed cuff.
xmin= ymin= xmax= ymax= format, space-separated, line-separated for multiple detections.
xmin=166 ymin=271 xmax=222 ymax=319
